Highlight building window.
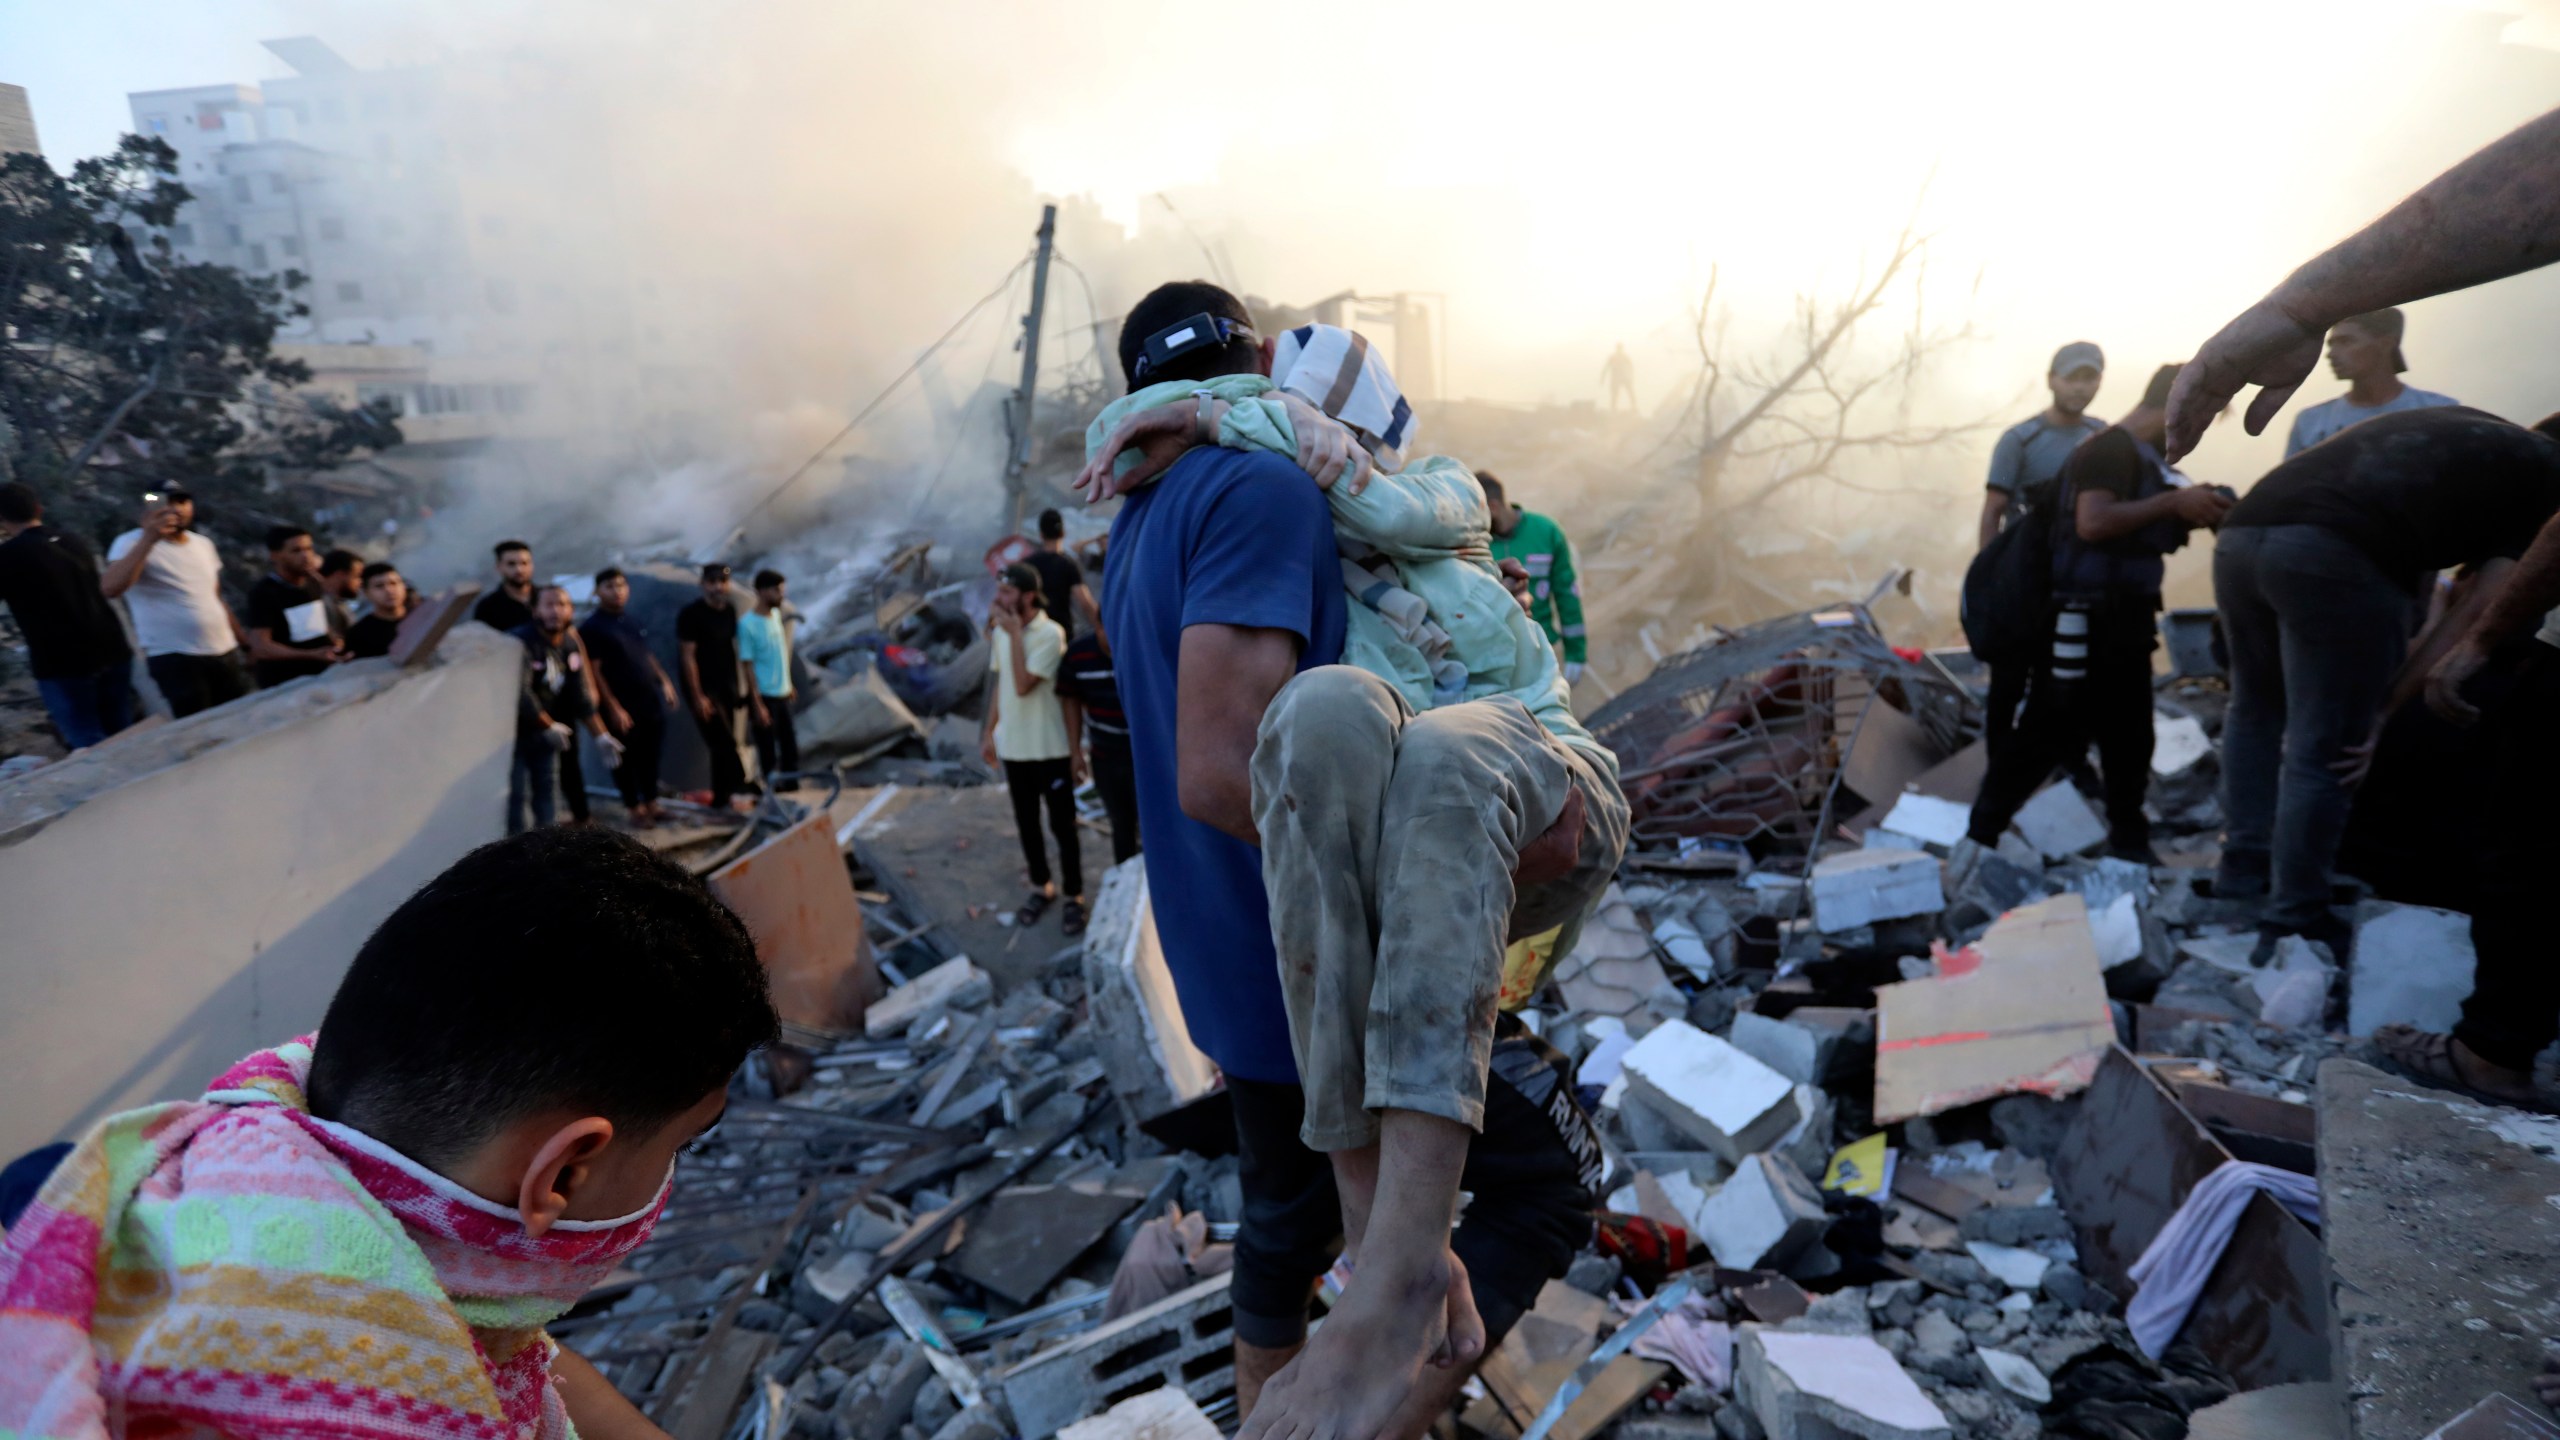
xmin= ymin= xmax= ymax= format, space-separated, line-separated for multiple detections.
xmin=225 ymin=223 xmax=243 ymax=246
xmin=146 ymin=115 xmax=167 ymax=134
xmin=318 ymin=217 xmax=345 ymax=241
xmin=229 ymin=176 xmax=253 ymax=203
xmin=336 ymin=282 xmax=363 ymax=302
xmin=279 ymin=235 xmax=301 ymax=257
xmin=248 ymin=242 xmax=268 ymax=270
xmin=171 ymin=223 xmax=194 ymax=246
xmin=355 ymin=384 xmax=408 ymax=415
xmin=267 ymin=173 xmax=289 ymax=194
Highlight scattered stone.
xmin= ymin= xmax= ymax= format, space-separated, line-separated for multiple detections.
xmin=1974 ymin=1347 xmax=2050 ymax=1405
xmin=1963 ymin=1240 xmax=2049 ymax=1291
xmin=1565 ymin=1252 xmax=1623 ymax=1297
xmin=867 ymin=956 xmax=993 ymax=1038
xmin=1737 ymin=1329 xmax=1952 ymax=1440
xmin=1696 ymin=1152 xmax=1831 ymax=1271
xmin=2348 ymin=899 xmax=2477 ymax=1037
xmin=1958 ymin=1206 xmax=2072 ymax=1247
xmin=2011 ymin=783 xmax=2107 ymax=860
xmin=1810 ymin=848 xmax=1945 ymax=933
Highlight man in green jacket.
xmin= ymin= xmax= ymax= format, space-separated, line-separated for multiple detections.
xmin=1480 ymin=473 xmax=1588 ymax=682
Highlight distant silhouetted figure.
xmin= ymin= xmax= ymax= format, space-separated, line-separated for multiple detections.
xmin=1601 ymin=343 xmax=1636 ymax=412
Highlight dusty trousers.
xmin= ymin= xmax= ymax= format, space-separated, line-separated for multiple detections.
xmin=1251 ymin=665 xmax=1629 ymax=1152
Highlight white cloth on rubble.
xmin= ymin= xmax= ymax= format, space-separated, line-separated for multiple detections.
xmin=2125 ymin=1160 xmax=2320 ymax=1358
xmin=1272 ymin=323 xmax=1417 ymax=469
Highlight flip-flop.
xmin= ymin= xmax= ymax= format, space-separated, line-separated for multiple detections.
xmin=1016 ymin=891 xmax=1053 ymax=926
xmin=1061 ymin=898 xmax=1088 ymax=937
xmin=2371 ymin=1025 xmax=2560 ymax=1115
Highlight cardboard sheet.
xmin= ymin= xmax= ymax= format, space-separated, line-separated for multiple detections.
xmin=1872 ymin=892 xmax=2113 ymax=1123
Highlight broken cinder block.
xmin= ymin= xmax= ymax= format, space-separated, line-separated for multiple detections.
xmin=865 ymin=955 xmax=992 ymax=1038
xmin=1696 ymin=1153 xmax=1830 ymax=1271
xmin=2011 ymin=782 xmax=2107 ymax=860
xmin=1811 ymin=848 xmax=1944 ymax=933
xmin=1737 ymin=1329 xmax=1952 ymax=1440
xmin=1620 ymin=1019 xmax=1802 ymax=1163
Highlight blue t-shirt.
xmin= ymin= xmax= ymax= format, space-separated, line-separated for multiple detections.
xmin=1103 ymin=446 xmax=1348 ymax=1083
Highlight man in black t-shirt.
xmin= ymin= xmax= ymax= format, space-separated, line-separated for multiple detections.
xmin=243 ymin=526 xmax=347 ymax=688
xmin=507 ymin=585 xmax=615 ymax=833
xmin=675 ymin=562 xmax=750 ymax=810
xmin=344 ymin=563 xmax=410 ymax=659
xmin=0 ymin=482 xmax=135 ymax=748
xmin=582 ymin=566 xmax=680 ymax=824
xmin=2213 ymin=406 xmax=2560 ymax=954
xmin=473 ymin=539 xmax=538 ymax=634
xmin=1057 ymin=624 xmax=1138 ymax=863
xmin=1024 ymin=508 xmax=1093 ymax=632
xmin=1964 ymin=365 xmax=2232 ymax=865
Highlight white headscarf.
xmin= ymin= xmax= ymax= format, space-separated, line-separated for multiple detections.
xmin=1270 ymin=323 xmax=1417 ymax=471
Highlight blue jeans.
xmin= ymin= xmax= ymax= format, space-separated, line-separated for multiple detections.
xmin=508 ymin=742 xmax=559 ymax=834
xmin=37 ymin=662 xmax=135 ymax=749
xmin=2213 ymin=524 xmax=2414 ymax=932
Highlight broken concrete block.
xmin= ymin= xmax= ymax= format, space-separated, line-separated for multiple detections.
xmin=1864 ymin=826 xmax=1927 ymax=851
xmin=1737 ymin=1329 xmax=1952 ymax=1440
xmin=1963 ymin=1240 xmax=2050 ymax=1291
xmin=1879 ymin=792 xmax=1972 ymax=849
xmin=1002 ymin=1274 xmax=1235 ymax=1439
xmin=2349 ymin=899 xmax=2477 ymax=1037
xmin=1054 ymin=1386 xmax=1221 ymax=1440
xmin=2251 ymin=936 xmax=2335 ymax=1030
xmin=1555 ymin=885 xmax=1675 ymax=1017
xmin=1729 ymin=1011 xmax=1824 ymax=1088
xmin=1621 ymin=1019 xmax=1802 ymax=1162
xmin=2012 ymin=782 xmax=2107 ymax=860
xmin=1080 ymin=861 xmax=1219 ymax=1124
xmin=2151 ymin=712 xmax=2212 ymax=777
xmin=1975 ymin=1347 xmax=2052 ymax=1405
xmin=1811 ymin=848 xmax=1944 ymax=933
xmin=1774 ymin=1084 xmax=1838 ymax=1185
xmin=1696 ymin=1153 xmax=1831 ymax=1271
xmin=866 ymin=955 xmax=992 ymax=1038
xmin=1655 ymin=915 xmax=1722 ymax=980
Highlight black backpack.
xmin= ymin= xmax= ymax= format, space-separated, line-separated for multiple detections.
xmin=1960 ymin=483 xmax=2057 ymax=665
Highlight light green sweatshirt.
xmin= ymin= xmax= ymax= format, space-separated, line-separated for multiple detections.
xmin=1087 ymin=375 xmax=1611 ymax=772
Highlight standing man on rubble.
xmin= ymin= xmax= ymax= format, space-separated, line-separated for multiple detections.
xmin=2282 ymin=310 xmax=2458 ymax=457
xmin=100 ymin=488 xmax=251 ymax=718
xmin=738 ymin=569 xmax=800 ymax=792
xmin=1025 ymin=509 xmax=1095 ymax=633
xmin=1482 ymin=473 xmax=1590 ymax=684
xmin=474 ymin=540 xmax=538 ymax=633
xmin=0 ymin=482 xmax=135 ymax=748
xmin=243 ymin=526 xmax=349 ymax=688
xmin=1601 ymin=343 xmax=1637 ymax=412
xmin=1960 ymin=365 xmax=2231 ymax=869
xmin=678 ymin=562 xmax=752 ymax=812
xmin=584 ymin=566 xmax=678 ymax=825
xmin=1099 ymin=281 xmax=1604 ymax=1440
xmin=1978 ymin=343 xmax=2109 ymax=759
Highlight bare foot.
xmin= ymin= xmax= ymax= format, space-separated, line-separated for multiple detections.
xmin=1242 ymin=1249 xmax=1478 ymax=1440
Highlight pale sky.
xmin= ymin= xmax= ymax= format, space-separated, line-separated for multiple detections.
xmin=8 ymin=0 xmax=2560 ymax=497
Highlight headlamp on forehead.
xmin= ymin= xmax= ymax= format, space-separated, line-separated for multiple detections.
xmin=1134 ymin=313 xmax=1258 ymax=380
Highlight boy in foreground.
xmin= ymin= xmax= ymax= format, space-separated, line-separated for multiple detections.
xmin=0 ymin=826 xmax=777 ymax=1439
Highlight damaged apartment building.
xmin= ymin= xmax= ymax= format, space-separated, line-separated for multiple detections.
xmin=6 ymin=526 xmax=2551 ymax=1440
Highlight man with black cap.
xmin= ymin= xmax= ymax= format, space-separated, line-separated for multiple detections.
xmin=676 ymin=562 xmax=751 ymax=811
xmin=1977 ymin=342 xmax=2108 ymax=759
xmin=2283 ymin=309 xmax=2457 ymax=457
xmin=100 ymin=488 xmax=251 ymax=717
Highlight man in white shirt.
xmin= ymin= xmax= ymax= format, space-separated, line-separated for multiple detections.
xmin=99 ymin=488 xmax=251 ymax=717
xmin=979 ymin=562 xmax=1084 ymax=936
xmin=2283 ymin=308 xmax=2458 ymax=457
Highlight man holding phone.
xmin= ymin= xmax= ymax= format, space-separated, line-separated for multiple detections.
xmin=244 ymin=525 xmax=348 ymax=688
xmin=101 ymin=489 xmax=252 ymax=717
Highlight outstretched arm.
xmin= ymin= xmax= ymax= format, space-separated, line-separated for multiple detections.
xmin=2167 ymin=107 xmax=2560 ymax=458
xmin=2428 ymin=514 xmax=2560 ymax=723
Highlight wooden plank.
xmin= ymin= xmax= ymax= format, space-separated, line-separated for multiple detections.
xmin=709 ymin=812 xmax=880 ymax=1034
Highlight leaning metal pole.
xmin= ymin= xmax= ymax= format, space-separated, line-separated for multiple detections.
xmin=1002 ymin=204 xmax=1059 ymax=531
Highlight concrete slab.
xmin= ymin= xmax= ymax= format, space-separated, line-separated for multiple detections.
xmin=2319 ymin=1059 xmax=2560 ymax=1440
xmin=2012 ymin=781 xmax=2108 ymax=859
xmin=1810 ymin=848 xmax=1943 ymax=933
xmin=864 ymin=955 xmax=990 ymax=1037
xmin=2349 ymin=900 xmax=2478 ymax=1038
xmin=1729 ymin=1011 xmax=1822 ymax=1088
xmin=2152 ymin=712 xmax=2213 ymax=777
xmin=2185 ymin=1381 xmax=2346 ymax=1439
xmin=1080 ymin=860 xmax=1218 ymax=1126
xmin=1737 ymin=1329 xmax=1951 ymax=1440
xmin=2424 ymin=1394 xmax=2560 ymax=1439
xmin=1878 ymin=792 xmax=1971 ymax=849
xmin=1054 ymin=1385 xmax=1221 ymax=1440
xmin=1620 ymin=1020 xmax=1801 ymax=1162
xmin=1695 ymin=1153 xmax=1829 ymax=1271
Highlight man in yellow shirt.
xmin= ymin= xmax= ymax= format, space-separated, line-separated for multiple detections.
xmin=981 ymin=562 xmax=1085 ymax=936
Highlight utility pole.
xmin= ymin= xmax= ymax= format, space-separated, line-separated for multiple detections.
xmin=1003 ymin=204 xmax=1058 ymax=530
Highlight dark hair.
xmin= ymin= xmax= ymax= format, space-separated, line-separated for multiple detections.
xmin=1038 ymin=508 xmax=1065 ymax=541
xmin=753 ymin=569 xmax=786 ymax=591
xmin=264 ymin=524 xmax=312 ymax=552
xmin=0 ymin=482 xmax=39 ymax=524
xmin=2533 ymin=413 xmax=2560 ymax=441
xmin=1476 ymin=471 xmax=1506 ymax=506
xmin=306 ymin=827 xmax=777 ymax=1169
xmin=595 ymin=565 xmax=628 ymax=585
xmin=701 ymin=563 xmax=730 ymax=582
xmin=2140 ymin=364 xmax=2183 ymax=412
xmin=494 ymin=539 xmax=531 ymax=560
xmin=1001 ymin=561 xmax=1041 ymax=593
xmin=320 ymin=547 xmax=364 ymax=577
xmin=1118 ymin=281 xmax=1259 ymax=389
xmin=531 ymin=583 xmax=571 ymax=608
xmin=360 ymin=561 xmax=401 ymax=582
